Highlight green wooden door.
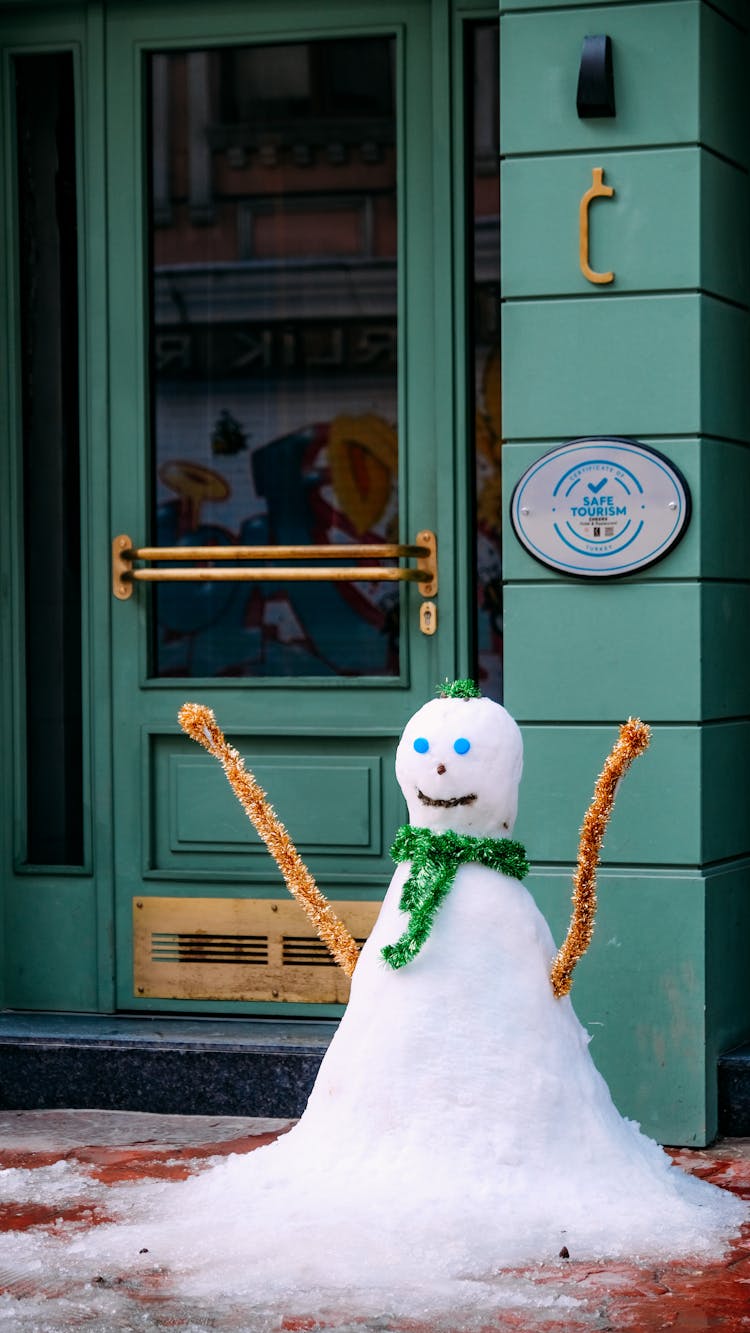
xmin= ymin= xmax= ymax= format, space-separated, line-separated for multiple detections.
xmin=0 ymin=0 xmax=497 ymax=1015
xmin=105 ymin=0 xmax=467 ymax=1014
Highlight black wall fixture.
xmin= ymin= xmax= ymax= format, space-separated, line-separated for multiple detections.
xmin=576 ymin=35 xmax=616 ymax=118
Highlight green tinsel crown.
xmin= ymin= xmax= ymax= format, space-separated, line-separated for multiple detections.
xmin=436 ymin=679 xmax=482 ymax=701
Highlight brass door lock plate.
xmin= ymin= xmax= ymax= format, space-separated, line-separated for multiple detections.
xmin=420 ymin=600 xmax=437 ymax=635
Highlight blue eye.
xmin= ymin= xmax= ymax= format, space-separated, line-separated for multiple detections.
xmin=413 ymin=737 xmax=430 ymax=754
xmin=453 ymin=737 xmax=471 ymax=755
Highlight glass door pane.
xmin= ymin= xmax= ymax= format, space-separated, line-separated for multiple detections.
xmin=148 ymin=36 xmax=399 ymax=678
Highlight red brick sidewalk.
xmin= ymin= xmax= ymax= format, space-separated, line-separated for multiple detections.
xmin=0 ymin=1112 xmax=747 ymax=1331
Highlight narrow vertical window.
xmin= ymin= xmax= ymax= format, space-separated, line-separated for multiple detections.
xmin=467 ymin=22 xmax=501 ymax=700
xmin=15 ymin=53 xmax=83 ymax=865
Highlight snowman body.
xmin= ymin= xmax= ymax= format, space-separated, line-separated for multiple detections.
xmin=272 ymin=848 xmax=711 ymax=1268
xmin=163 ymin=692 xmax=744 ymax=1277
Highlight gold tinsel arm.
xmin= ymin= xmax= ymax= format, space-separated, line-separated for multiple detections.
xmin=177 ymin=702 xmax=360 ymax=979
xmin=550 ymin=717 xmax=650 ymax=999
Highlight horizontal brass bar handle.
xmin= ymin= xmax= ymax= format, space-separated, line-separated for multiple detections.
xmin=130 ymin=543 xmax=427 ymax=561
xmin=130 ymin=566 xmax=429 ymax=583
xmin=113 ymin=531 xmax=438 ymax=601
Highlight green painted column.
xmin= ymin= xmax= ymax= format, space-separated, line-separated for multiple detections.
xmin=499 ymin=0 xmax=750 ymax=1144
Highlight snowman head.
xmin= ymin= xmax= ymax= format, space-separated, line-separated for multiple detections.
xmin=395 ymin=680 xmax=523 ymax=838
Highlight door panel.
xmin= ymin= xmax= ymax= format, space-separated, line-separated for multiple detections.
xmin=107 ymin=0 xmax=453 ymax=1013
xmin=148 ymin=732 xmax=397 ymax=880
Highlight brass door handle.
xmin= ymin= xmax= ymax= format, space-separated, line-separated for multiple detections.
xmin=579 ymin=166 xmax=615 ymax=285
xmin=112 ymin=532 xmax=437 ymax=600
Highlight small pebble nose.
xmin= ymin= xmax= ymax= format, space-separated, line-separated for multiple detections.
xmin=437 ymin=763 xmax=446 ymax=775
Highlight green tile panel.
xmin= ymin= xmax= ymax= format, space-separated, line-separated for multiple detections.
xmin=699 ymin=1 xmax=749 ymax=169
xmin=504 ymin=581 xmax=702 ymax=722
xmin=501 ymin=295 xmax=750 ymax=444
xmin=698 ymin=440 xmax=750 ymax=580
xmin=503 ymin=438 xmax=750 ymax=584
xmin=701 ymin=582 xmax=750 ymax=720
xmin=700 ymin=152 xmax=750 ymax=307
xmin=700 ymin=298 xmax=750 ymax=444
xmin=502 ymin=149 xmax=699 ymax=300
xmin=500 ymin=3 xmax=746 ymax=166
xmin=501 ymin=3 xmax=700 ymax=158
xmin=528 ymin=868 xmax=711 ymax=1144
xmin=501 ymin=149 xmax=749 ymax=305
xmin=702 ymin=725 xmax=750 ymax=864
xmin=515 ymin=724 xmax=702 ymax=867
xmin=517 ymin=721 xmax=750 ymax=868
xmin=505 ymin=580 xmax=750 ymax=723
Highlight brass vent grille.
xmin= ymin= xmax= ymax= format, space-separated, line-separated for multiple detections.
xmin=152 ymin=933 xmax=269 ymax=965
xmin=281 ymin=936 xmax=368 ymax=968
xmin=133 ymin=896 xmax=380 ymax=1003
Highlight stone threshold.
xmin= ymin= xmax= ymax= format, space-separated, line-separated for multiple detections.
xmin=0 ymin=1013 xmax=747 ymax=1134
xmin=0 ymin=1012 xmax=336 ymax=1117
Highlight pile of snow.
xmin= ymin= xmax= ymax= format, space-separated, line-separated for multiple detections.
xmin=86 ymin=860 xmax=743 ymax=1294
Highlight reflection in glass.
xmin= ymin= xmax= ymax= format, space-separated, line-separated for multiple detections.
xmin=467 ymin=22 xmax=501 ymax=701
xmin=147 ymin=38 xmax=399 ymax=678
xmin=15 ymin=53 xmax=84 ymax=864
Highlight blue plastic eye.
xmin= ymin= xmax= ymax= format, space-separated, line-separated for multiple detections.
xmin=453 ymin=737 xmax=471 ymax=755
xmin=413 ymin=737 xmax=430 ymax=754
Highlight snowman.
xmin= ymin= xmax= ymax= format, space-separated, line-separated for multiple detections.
xmin=166 ymin=684 xmax=748 ymax=1284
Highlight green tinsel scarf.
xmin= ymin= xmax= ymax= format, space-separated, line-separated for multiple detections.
xmin=381 ymin=825 xmax=529 ymax=970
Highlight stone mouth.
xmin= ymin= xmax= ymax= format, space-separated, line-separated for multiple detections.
xmin=417 ymin=789 xmax=477 ymax=809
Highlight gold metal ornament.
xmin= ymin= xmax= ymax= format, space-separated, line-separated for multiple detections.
xmin=579 ymin=166 xmax=615 ymax=285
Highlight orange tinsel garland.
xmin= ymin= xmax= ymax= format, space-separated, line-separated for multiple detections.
xmin=178 ymin=702 xmax=360 ymax=979
xmin=550 ymin=717 xmax=650 ymax=999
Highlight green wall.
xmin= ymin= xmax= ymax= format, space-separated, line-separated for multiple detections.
xmin=501 ymin=0 xmax=750 ymax=1144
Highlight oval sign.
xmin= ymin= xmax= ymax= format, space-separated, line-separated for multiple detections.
xmin=510 ymin=438 xmax=691 ymax=579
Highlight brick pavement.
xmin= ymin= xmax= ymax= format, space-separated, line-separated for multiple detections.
xmin=0 ymin=1111 xmax=747 ymax=1331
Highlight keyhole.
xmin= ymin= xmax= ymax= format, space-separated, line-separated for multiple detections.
xmin=420 ymin=600 xmax=437 ymax=635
